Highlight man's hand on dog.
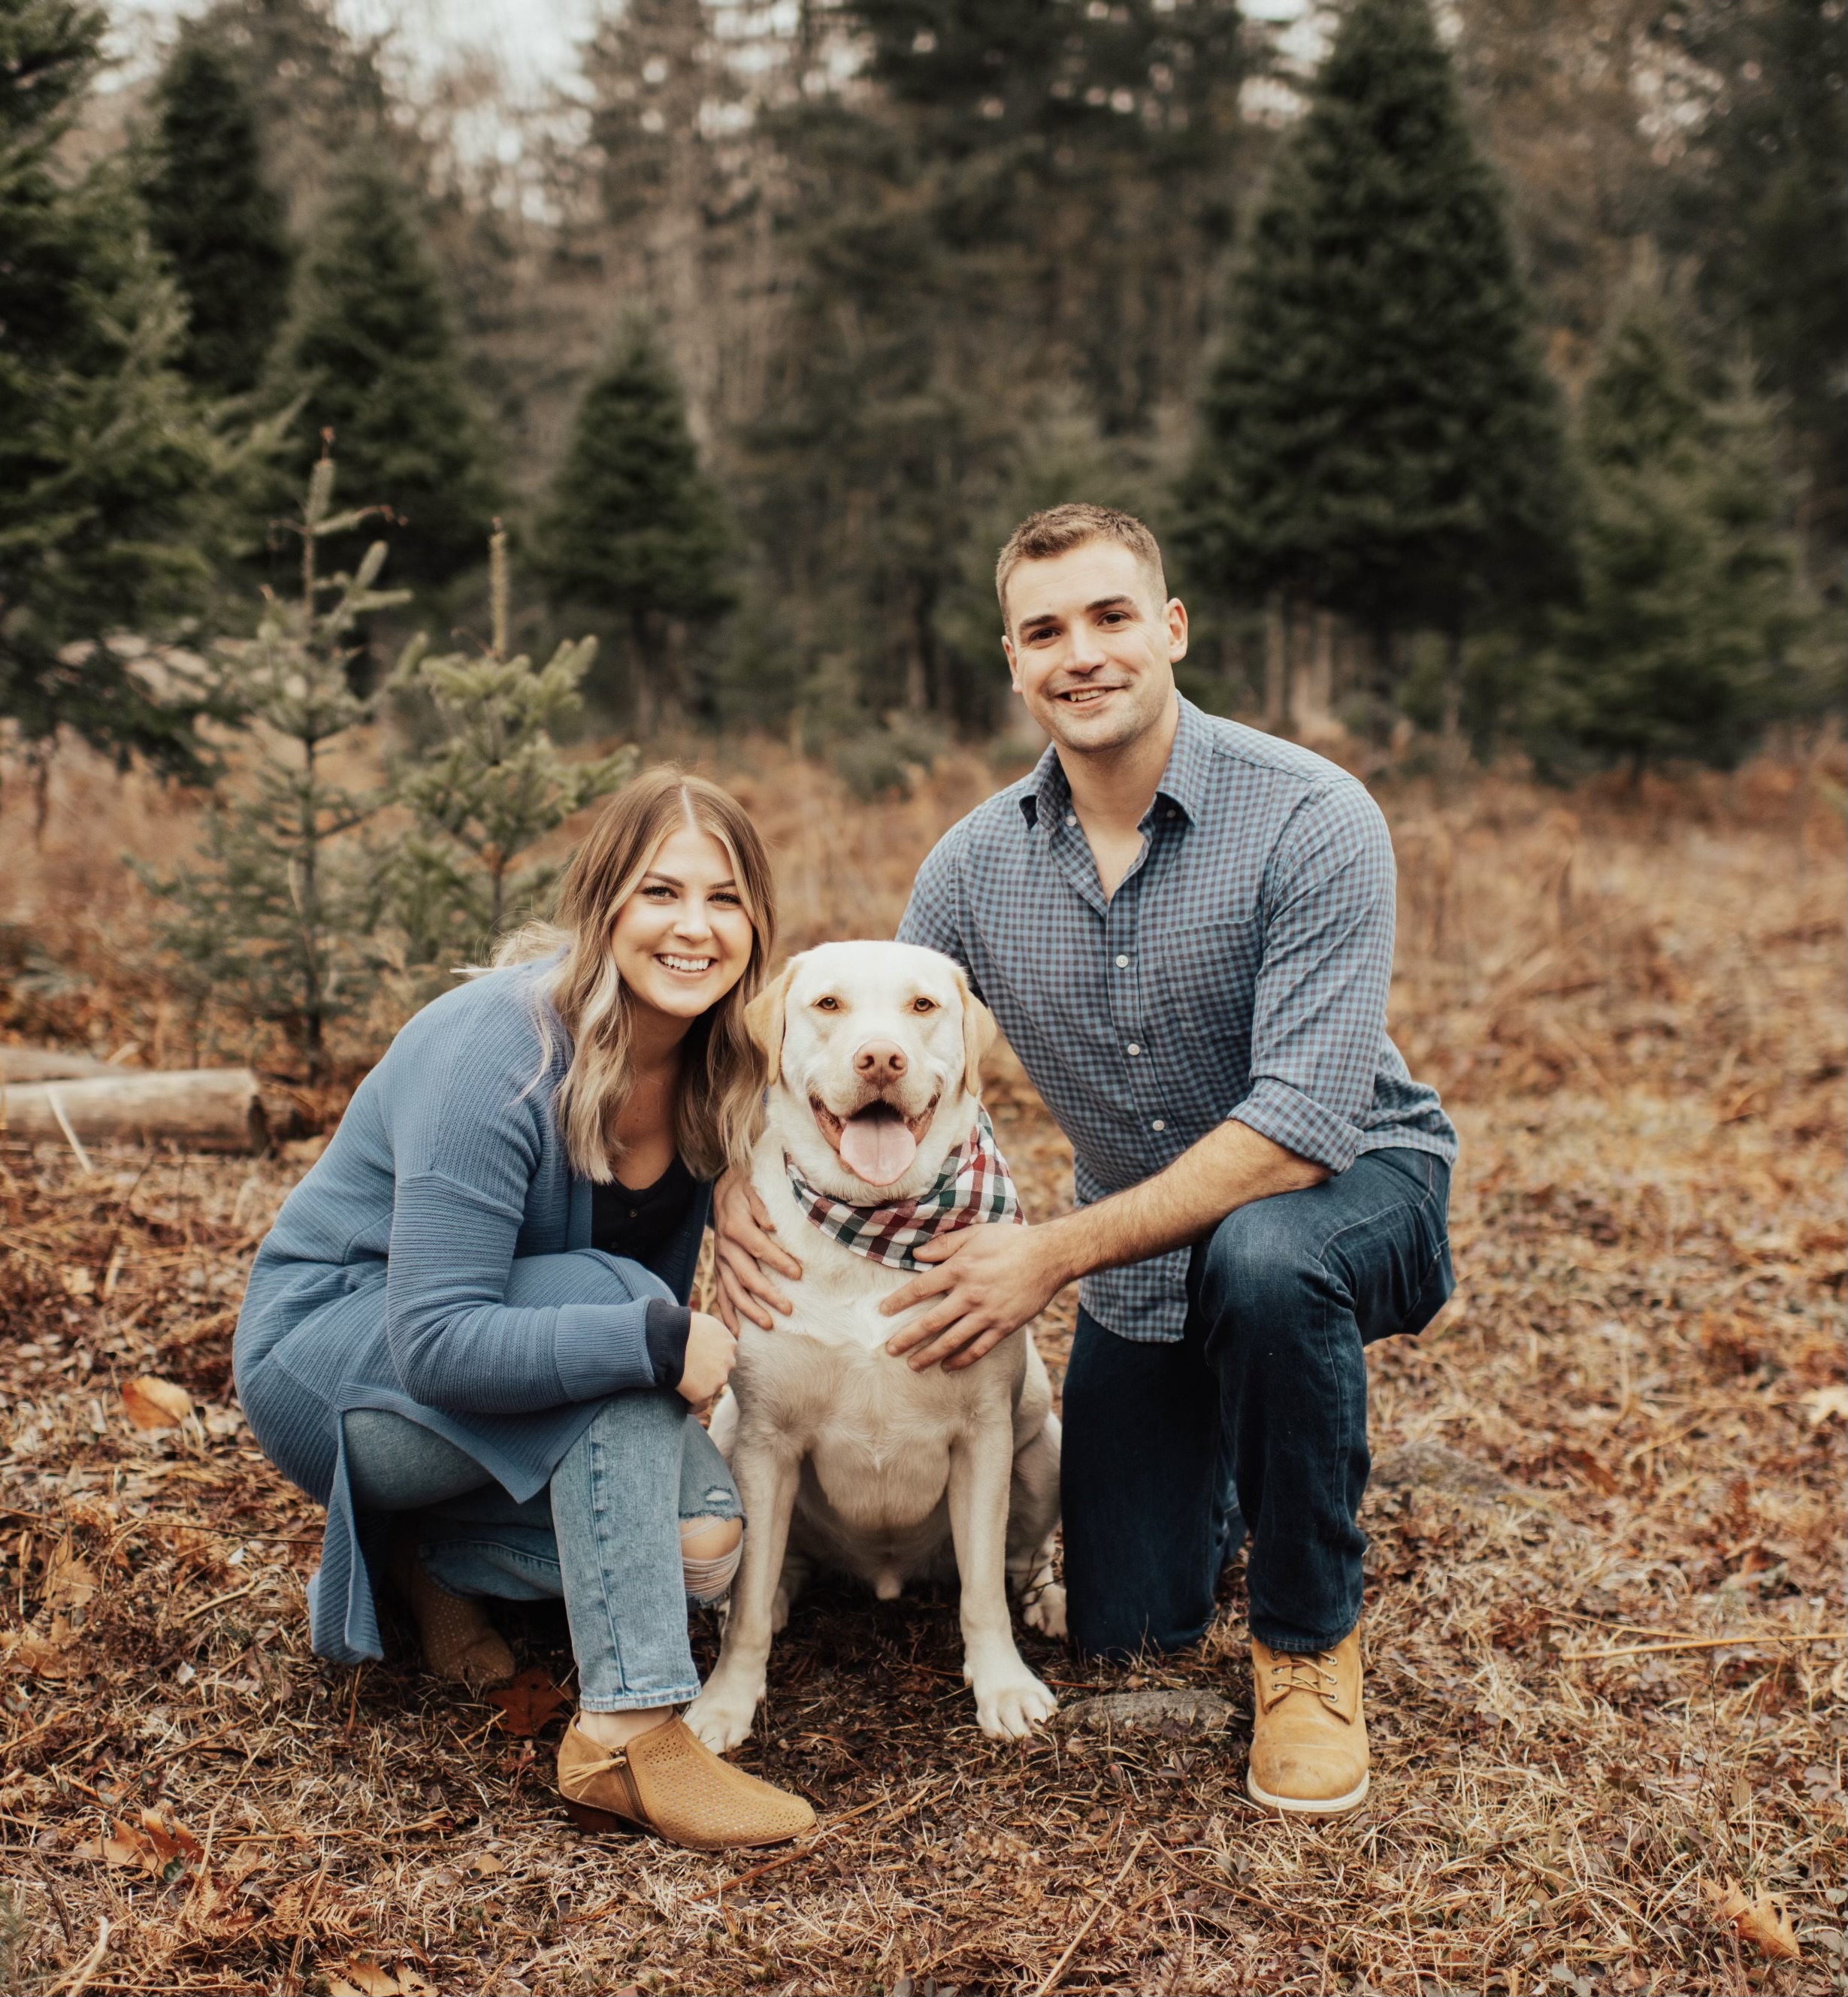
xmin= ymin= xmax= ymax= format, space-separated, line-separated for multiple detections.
xmin=713 ymin=1169 xmax=803 ymax=1330
xmin=880 ymin=1223 xmax=1069 ymax=1371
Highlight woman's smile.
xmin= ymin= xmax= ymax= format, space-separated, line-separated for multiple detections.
xmin=611 ymin=822 xmax=757 ymax=1030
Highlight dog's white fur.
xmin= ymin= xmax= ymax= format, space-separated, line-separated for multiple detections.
xmin=685 ymin=941 xmax=1064 ymax=1750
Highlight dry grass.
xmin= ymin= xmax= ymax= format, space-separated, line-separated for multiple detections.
xmin=2 ymin=735 xmax=1843 ymax=1994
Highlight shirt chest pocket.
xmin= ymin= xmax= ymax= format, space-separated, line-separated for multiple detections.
xmin=1145 ymin=918 xmax=1261 ymax=1061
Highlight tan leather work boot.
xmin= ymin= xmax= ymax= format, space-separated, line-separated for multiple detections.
xmin=558 ymin=1717 xmax=816 ymax=1850
xmin=1247 ymin=1626 xmax=1369 ymax=1815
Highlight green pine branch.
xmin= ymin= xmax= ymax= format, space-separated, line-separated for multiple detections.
xmin=134 ymin=443 xmax=410 ymax=1080
xmin=385 ymin=522 xmax=634 ymax=961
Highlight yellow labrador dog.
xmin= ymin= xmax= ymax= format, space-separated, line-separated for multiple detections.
xmin=686 ymin=941 xmax=1064 ymax=1750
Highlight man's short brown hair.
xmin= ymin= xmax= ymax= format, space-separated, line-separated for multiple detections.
xmin=994 ymin=504 xmax=1168 ymax=631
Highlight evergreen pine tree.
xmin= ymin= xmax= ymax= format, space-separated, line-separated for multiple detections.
xmin=1176 ymin=0 xmax=1574 ymax=718
xmin=383 ymin=525 xmax=634 ymax=969
xmin=738 ymin=0 xmax=1246 ymax=728
xmin=138 ymin=447 xmax=410 ymax=1080
xmin=1527 ymin=294 xmax=1822 ymax=776
xmin=268 ymin=156 xmax=501 ymax=592
xmin=0 ymin=0 xmax=245 ymax=785
xmin=537 ymin=321 xmax=732 ymax=734
xmin=1668 ymin=0 xmax=1847 ymax=556
xmin=142 ymin=24 xmax=293 ymax=396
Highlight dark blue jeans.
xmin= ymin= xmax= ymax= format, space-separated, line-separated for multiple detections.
xmin=1060 ymin=1148 xmax=1453 ymax=1659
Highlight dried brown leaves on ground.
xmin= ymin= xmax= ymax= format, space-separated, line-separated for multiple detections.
xmin=2 ymin=742 xmax=1843 ymax=1993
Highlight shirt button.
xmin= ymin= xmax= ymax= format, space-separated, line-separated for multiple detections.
xmin=1151 ymin=1118 xmax=1165 ymax=1132
xmin=1115 ymin=953 xmax=1130 ymax=967
xmin=1064 ymin=812 xmax=1077 ymax=827
xmin=1127 ymin=1042 xmax=1141 ymax=1056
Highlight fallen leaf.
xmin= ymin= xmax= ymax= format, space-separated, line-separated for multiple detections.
xmin=1800 ymin=1384 xmax=1848 ymax=1427
xmin=122 ymin=1376 xmax=192 ymax=1431
xmin=1557 ymin=1446 xmax=1620 ymax=1496
xmin=101 ymin=1805 xmax=203 ymax=1881
xmin=140 ymin=1804 xmax=204 ymax=1871
xmin=468 ymin=1850 xmax=507 ymax=1876
xmin=44 ymin=1539 xmax=97 ymax=1612
xmin=487 ymin=1666 xmax=567 ymax=1738
xmin=1701 ymin=1877 xmax=1800 ymax=1960
xmin=327 ymin=1959 xmax=399 ymax=1997
xmin=327 ymin=1956 xmax=429 ymax=1996
xmin=101 ymin=1818 xmax=150 ymax=1868
xmin=59 ymin=1264 xmax=95 ymax=1297
xmin=4 ymin=1616 xmax=80 ymax=1677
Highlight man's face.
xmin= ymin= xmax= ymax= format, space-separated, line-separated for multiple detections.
xmin=1001 ymin=538 xmax=1187 ymax=756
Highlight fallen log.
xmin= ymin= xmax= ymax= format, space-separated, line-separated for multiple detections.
xmin=0 ymin=1047 xmax=115 ymax=1083
xmin=0 ymin=1068 xmax=268 ymax=1155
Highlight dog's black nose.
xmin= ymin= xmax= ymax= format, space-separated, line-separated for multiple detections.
xmin=854 ymin=1039 xmax=908 ymax=1084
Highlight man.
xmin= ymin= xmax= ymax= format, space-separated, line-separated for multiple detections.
xmin=716 ymin=504 xmax=1456 ymax=1815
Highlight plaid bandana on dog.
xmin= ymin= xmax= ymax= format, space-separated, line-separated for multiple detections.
xmin=785 ymin=1105 xmax=1024 ymax=1271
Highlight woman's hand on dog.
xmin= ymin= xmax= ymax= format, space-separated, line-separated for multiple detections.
xmin=712 ymin=1169 xmax=803 ymax=1331
xmin=680 ymin=1311 xmax=740 ymax=1405
xmin=880 ymin=1223 xmax=1071 ymax=1372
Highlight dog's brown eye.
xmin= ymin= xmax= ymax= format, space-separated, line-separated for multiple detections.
xmin=814 ymin=996 xmax=840 ymax=1011
xmin=911 ymin=997 xmax=937 ymax=1012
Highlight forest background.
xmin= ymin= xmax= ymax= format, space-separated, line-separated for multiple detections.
xmin=2 ymin=4 xmax=1846 ymax=1992
xmin=5 ymin=0 xmax=1844 ymax=809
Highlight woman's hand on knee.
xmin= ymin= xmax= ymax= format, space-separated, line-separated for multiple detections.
xmin=679 ymin=1311 xmax=738 ymax=1408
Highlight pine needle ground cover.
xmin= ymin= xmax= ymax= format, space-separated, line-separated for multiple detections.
xmin=1 ymin=744 xmax=1843 ymax=1995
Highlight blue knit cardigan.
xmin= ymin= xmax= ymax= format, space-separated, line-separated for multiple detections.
xmin=233 ymin=958 xmax=710 ymax=1666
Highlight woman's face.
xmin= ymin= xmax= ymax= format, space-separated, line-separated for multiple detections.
xmin=610 ymin=823 xmax=755 ymax=1032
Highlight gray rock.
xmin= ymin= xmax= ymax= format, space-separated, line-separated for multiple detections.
xmin=1063 ymin=1690 xmax=1236 ymax=1740
xmin=1370 ymin=1439 xmax=1530 ymax=1502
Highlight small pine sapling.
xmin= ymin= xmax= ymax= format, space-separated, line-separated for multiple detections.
xmin=386 ymin=524 xmax=634 ymax=967
xmin=138 ymin=444 xmax=410 ymax=1081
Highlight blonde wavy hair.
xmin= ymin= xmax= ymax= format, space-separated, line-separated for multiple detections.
xmin=496 ymin=770 xmax=777 ymax=1182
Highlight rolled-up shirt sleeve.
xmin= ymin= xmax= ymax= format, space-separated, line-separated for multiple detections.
xmin=1228 ymin=780 xmax=1396 ymax=1173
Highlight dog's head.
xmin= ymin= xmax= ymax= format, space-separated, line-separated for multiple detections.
xmin=746 ymin=941 xmax=997 ymax=1202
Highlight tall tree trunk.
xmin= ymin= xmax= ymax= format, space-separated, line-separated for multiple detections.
xmin=298 ymin=735 xmax=325 ymax=1085
xmin=1298 ymin=610 xmax=1335 ymax=728
xmin=1372 ymin=621 xmax=1398 ymax=746
xmin=1442 ymin=625 xmax=1465 ymax=740
xmin=1264 ymin=595 xmax=1292 ymax=731
xmin=905 ymin=579 xmax=932 ymax=715
xmin=629 ymin=608 xmax=656 ymax=740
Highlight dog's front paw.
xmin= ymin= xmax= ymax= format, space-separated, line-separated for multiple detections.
xmin=685 ymin=1678 xmax=763 ymax=1754
xmin=1022 ymin=1580 xmax=1067 ymax=1641
xmin=971 ymin=1666 xmax=1057 ymax=1741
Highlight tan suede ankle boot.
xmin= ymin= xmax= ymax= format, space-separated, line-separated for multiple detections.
xmin=391 ymin=1541 xmax=515 ymax=1691
xmin=558 ymin=1717 xmax=815 ymax=1850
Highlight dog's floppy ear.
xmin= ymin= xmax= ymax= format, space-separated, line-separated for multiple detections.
xmin=744 ymin=958 xmax=800 ymax=1086
xmin=958 ymin=972 xmax=998 ymax=1100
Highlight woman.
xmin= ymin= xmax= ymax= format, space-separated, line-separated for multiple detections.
xmin=234 ymin=770 xmax=813 ymax=1852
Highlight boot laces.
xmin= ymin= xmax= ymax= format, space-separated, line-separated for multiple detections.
xmin=1269 ymin=1649 xmax=1341 ymax=1706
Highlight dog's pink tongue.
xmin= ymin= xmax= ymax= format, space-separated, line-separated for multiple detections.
xmin=839 ymin=1112 xmax=917 ymax=1187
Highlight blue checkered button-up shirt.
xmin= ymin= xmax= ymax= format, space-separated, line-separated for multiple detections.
xmin=896 ymin=697 xmax=1457 ymax=1342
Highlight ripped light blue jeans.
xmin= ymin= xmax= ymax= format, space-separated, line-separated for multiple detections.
xmin=343 ymin=1394 xmax=742 ymax=1711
